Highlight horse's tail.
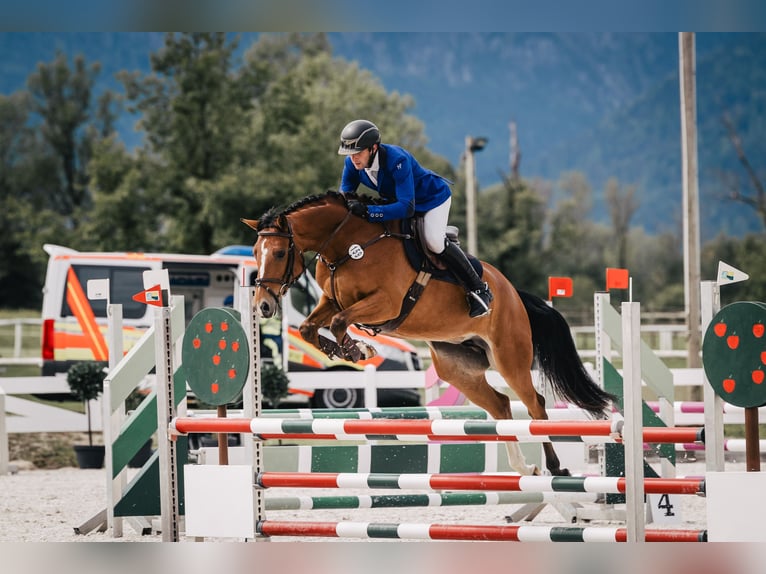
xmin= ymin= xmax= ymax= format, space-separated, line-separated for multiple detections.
xmin=518 ymin=290 xmax=616 ymax=418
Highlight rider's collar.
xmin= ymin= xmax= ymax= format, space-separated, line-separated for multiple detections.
xmin=365 ymin=147 xmax=380 ymax=184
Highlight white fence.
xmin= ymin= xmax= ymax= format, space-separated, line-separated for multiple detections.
xmin=0 ymin=318 xmax=43 ymax=367
xmin=1 ymin=317 xmax=690 ymax=367
xmin=571 ymin=324 xmax=689 ymax=359
xmin=0 ymin=376 xmax=103 ymax=475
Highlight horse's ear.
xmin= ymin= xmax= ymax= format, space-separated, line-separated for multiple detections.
xmin=241 ymin=218 xmax=259 ymax=231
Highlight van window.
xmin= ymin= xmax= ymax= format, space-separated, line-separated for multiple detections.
xmin=62 ymin=265 xmax=150 ymax=319
xmin=290 ymin=274 xmax=318 ymax=317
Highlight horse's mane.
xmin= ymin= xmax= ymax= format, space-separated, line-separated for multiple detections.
xmin=256 ymin=190 xmax=375 ymax=232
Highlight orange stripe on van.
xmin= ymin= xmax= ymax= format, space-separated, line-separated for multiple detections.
xmin=65 ymin=267 xmax=109 ymax=361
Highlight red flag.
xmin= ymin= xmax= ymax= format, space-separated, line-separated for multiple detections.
xmin=132 ymin=284 xmax=168 ymax=307
xmin=548 ymin=277 xmax=573 ymax=300
xmin=605 ymin=268 xmax=630 ymax=291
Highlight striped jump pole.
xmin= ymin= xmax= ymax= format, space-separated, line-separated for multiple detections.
xmin=265 ymin=491 xmax=600 ymax=511
xmin=256 ymin=520 xmax=708 ymax=542
xmin=171 ymin=417 xmax=705 ymax=444
xmin=675 ymin=439 xmax=766 ymax=453
xmin=264 ymin=401 xmax=766 ymax=422
xmin=255 ymin=472 xmax=707 ymax=495
xmin=262 ymin=405 xmax=493 ymax=420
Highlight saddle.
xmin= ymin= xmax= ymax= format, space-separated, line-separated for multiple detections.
xmin=349 ymin=216 xmax=484 ymax=336
xmin=401 ymin=216 xmax=484 ymax=284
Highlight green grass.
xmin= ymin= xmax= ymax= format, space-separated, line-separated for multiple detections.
xmin=0 ymin=309 xmax=40 ymax=319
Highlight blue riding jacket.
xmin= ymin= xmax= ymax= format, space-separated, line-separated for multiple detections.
xmin=339 ymin=143 xmax=452 ymax=221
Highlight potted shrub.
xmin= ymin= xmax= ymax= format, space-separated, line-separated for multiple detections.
xmin=261 ymin=362 xmax=290 ymax=408
xmin=66 ymin=361 xmax=107 ymax=469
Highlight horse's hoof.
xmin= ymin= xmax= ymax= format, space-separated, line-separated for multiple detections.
xmin=551 ymin=467 xmax=571 ymax=477
xmin=360 ymin=343 xmax=377 ymax=360
xmin=342 ymin=341 xmax=377 ymax=362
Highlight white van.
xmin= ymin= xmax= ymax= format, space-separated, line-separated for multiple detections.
xmin=40 ymin=244 xmax=422 ymax=408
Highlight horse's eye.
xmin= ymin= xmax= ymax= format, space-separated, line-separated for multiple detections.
xmin=275 ymin=249 xmax=287 ymax=260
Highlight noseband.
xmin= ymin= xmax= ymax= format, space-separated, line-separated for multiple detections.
xmin=253 ymin=219 xmax=306 ymax=303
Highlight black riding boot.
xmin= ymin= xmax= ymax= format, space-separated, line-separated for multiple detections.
xmin=439 ymin=239 xmax=493 ymax=318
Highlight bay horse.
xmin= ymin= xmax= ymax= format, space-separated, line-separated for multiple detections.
xmin=242 ymin=191 xmax=614 ymax=476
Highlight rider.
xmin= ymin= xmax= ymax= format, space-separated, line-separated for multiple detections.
xmin=337 ymin=119 xmax=493 ymax=318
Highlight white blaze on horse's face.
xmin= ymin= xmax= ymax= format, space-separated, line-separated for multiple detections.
xmin=252 ymin=234 xmax=291 ymax=319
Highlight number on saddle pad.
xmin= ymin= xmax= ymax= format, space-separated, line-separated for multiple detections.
xmin=181 ymin=307 xmax=250 ymax=406
xmin=702 ymin=301 xmax=766 ymax=409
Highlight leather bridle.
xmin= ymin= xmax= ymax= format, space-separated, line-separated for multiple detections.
xmin=253 ymin=218 xmax=306 ymax=303
xmin=253 ymin=211 xmax=354 ymax=304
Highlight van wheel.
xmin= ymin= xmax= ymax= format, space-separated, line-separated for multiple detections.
xmin=310 ymin=387 xmax=363 ymax=409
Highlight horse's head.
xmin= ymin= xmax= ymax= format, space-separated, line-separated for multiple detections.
xmin=242 ymin=211 xmax=306 ymax=319
xmin=242 ymin=191 xmax=369 ymax=317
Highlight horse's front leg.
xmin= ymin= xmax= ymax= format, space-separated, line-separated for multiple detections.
xmin=328 ymin=294 xmax=397 ymax=362
xmin=299 ymin=294 xmax=338 ymax=351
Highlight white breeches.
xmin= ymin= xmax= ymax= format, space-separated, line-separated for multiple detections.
xmin=422 ymin=197 xmax=451 ymax=254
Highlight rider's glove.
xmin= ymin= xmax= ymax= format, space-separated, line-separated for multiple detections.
xmin=347 ymin=200 xmax=369 ymax=219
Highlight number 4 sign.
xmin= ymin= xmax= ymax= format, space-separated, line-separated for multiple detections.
xmin=646 ymin=493 xmax=682 ymax=525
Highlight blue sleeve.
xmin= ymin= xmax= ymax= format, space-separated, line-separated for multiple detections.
xmin=366 ymin=152 xmax=415 ymax=221
xmin=339 ymin=157 xmax=360 ymax=193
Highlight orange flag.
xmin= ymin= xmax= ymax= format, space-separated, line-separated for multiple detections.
xmin=548 ymin=277 xmax=573 ymax=300
xmin=605 ymin=268 xmax=630 ymax=291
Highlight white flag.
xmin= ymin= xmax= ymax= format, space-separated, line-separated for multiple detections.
xmin=86 ymin=278 xmax=110 ymax=301
xmin=717 ymin=261 xmax=749 ymax=286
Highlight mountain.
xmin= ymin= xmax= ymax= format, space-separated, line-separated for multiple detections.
xmin=328 ymin=33 xmax=766 ymax=239
xmin=1 ymin=32 xmax=764 ymax=239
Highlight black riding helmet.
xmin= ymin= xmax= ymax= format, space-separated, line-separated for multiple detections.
xmin=338 ymin=119 xmax=381 ymax=155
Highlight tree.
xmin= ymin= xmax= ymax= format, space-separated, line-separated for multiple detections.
xmin=546 ymin=172 xmax=608 ymax=275
xmin=226 ymin=38 xmax=440 ymax=246
xmin=478 ymin=173 xmax=546 ymax=294
xmin=119 ymin=33 xmax=253 ymax=253
xmin=0 ymin=92 xmax=64 ymax=308
xmin=84 ymin=139 xmax=169 ymax=251
xmin=720 ymin=112 xmax=766 ymax=230
xmin=27 ymin=51 xmax=115 ymax=230
xmin=604 ymin=177 xmax=639 ymax=269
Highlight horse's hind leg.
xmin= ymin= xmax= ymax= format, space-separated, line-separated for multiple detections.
xmin=429 ymin=341 xmax=537 ymax=476
xmin=493 ymin=364 xmax=570 ymax=476
xmin=508 ymin=373 xmax=569 ymax=476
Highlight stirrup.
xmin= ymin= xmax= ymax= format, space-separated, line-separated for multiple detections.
xmin=467 ymin=284 xmax=493 ymax=318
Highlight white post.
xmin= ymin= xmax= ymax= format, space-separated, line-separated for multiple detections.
xmin=593 ymin=292 xmax=611 ymax=479
xmin=13 ymin=321 xmax=22 ymax=359
xmin=155 ymin=303 xmax=179 ymax=542
xmin=238 ymin=286 xmax=266 ymax=539
xmin=701 ymin=281 xmax=724 ymax=471
xmin=622 ymin=301 xmax=645 ymax=542
xmin=0 ymin=386 xmax=8 ymax=476
xmin=363 ymin=364 xmax=378 ymax=409
xmin=103 ymin=303 xmax=124 ymax=537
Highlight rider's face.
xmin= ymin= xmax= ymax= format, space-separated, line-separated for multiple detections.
xmin=350 ymin=145 xmax=375 ymax=170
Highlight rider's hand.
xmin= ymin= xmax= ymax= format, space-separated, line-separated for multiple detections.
xmin=347 ymin=200 xmax=369 ymax=219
